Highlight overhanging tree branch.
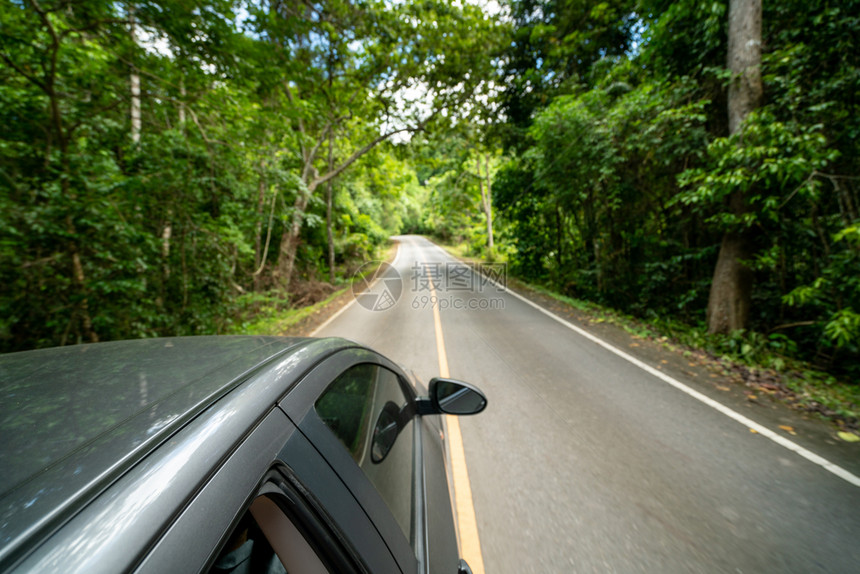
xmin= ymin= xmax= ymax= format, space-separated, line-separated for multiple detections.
xmin=0 ymin=51 xmax=48 ymax=92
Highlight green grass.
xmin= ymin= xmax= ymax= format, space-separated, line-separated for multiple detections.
xmin=229 ymin=287 xmax=350 ymax=336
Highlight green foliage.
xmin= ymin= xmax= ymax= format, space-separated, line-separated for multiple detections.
xmin=1 ymin=0 xmax=489 ymax=351
xmin=414 ymin=128 xmax=504 ymax=258
xmin=677 ymin=110 xmax=837 ymax=230
xmin=3 ymin=0 xmax=860 ymax=392
xmin=640 ymin=0 xmax=727 ymax=78
xmin=493 ymin=156 xmax=551 ymax=278
xmin=230 ymin=287 xmax=347 ymax=336
xmin=499 ymin=74 xmax=711 ymax=313
xmin=499 ymin=0 xmax=638 ymax=143
xmin=490 ymin=0 xmax=860 ymax=381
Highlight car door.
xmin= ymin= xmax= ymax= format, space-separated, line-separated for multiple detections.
xmin=278 ymin=347 xmax=436 ymax=574
xmin=416 ymin=407 xmax=461 ymax=574
xmin=135 ymin=406 xmax=398 ymax=574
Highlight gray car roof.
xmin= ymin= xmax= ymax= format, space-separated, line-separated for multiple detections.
xmin=0 ymin=335 xmax=353 ymax=570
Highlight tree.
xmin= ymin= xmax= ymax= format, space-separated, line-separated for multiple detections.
xmin=705 ymin=0 xmax=762 ymax=334
xmin=490 ymin=0 xmax=859 ymax=377
xmin=499 ymin=0 xmax=638 ymax=147
xmin=250 ymin=0 xmax=502 ymax=288
xmin=477 ymin=152 xmax=495 ymax=250
xmin=413 ymin=124 xmax=503 ymax=254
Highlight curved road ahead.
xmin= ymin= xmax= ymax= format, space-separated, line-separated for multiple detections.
xmin=314 ymin=236 xmax=860 ymax=574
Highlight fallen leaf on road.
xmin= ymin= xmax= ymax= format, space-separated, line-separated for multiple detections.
xmin=837 ymin=431 xmax=860 ymax=443
xmin=779 ymin=425 xmax=797 ymax=435
xmin=661 ymin=360 xmax=668 ymax=364
xmin=630 ymin=343 xmax=640 ymax=347
xmin=717 ymin=386 xmax=730 ymax=391
xmin=750 ymin=429 xmax=758 ymax=434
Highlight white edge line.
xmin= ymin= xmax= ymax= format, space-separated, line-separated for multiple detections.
xmin=426 ymin=240 xmax=860 ymax=488
xmin=309 ymin=241 xmax=402 ymax=337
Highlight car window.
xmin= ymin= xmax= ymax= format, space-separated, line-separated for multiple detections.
xmin=315 ymin=363 xmax=415 ymax=543
xmin=207 ymin=503 xmax=285 ymax=574
xmin=208 ymin=495 xmax=329 ymax=574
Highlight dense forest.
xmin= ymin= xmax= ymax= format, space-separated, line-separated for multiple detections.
xmin=485 ymin=0 xmax=860 ymax=381
xmin=1 ymin=1 xmax=858 ymax=381
xmin=0 ymin=0 xmax=502 ymax=347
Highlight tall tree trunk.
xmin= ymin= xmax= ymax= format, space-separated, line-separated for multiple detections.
xmin=478 ymin=153 xmax=494 ymax=250
xmin=161 ymin=220 xmax=171 ymax=279
xmin=325 ymin=44 xmax=336 ymax=284
xmin=326 ymin=133 xmax=335 ymax=283
xmin=129 ymin=4 xmax=141 ymax=143
xmin=708 ymin=230 xmax=753 ymax=332
xmin=726 ymin=0 xmax=763 ymax=137
xmin=66 ymin=216 xmax=98 ymax=343
xmin=706 ymin=0 xmax=762 ymax=334
xmin=276 ymin=188 xmax=313 ymax=289
xmin=254 ymin=160 xmax=266 ymax=291
xmin=555 ymin=203 xmax=563 ymax=271
xmin=178 ymin=76 xmax=186 ymax=126
xmin=38 ymin=9 xmax=99 ymax=344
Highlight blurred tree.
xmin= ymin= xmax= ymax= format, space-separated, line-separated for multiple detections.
xmin=704 ymin=0 xmax=762 ymax=334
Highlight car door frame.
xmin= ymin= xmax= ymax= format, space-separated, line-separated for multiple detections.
xmin=135 ymin=399 xmax=400 ymax=574
xmin=278 ymin=346 xmax=428 ymax=574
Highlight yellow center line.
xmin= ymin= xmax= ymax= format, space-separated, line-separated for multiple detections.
xmin=426 ymin=265 xmax=485 ymax=574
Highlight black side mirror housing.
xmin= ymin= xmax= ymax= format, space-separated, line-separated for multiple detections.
xmin=417 ymin=378 xmax=487 ymax=416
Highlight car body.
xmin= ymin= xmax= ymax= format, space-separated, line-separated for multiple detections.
xmin=0 ymin=336 xmax=486 ymax=573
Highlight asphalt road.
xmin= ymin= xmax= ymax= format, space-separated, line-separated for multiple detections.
xmin=314 ymin=235 xmax=860 ymax=574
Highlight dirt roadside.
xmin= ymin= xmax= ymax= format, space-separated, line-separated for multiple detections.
xmin=279 ymin=287 xmax=356 ymax=337
xmin=277 ymin=244 xmax=399 ymax=337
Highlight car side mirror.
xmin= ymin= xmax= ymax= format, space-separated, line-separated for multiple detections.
xmin=426 ymin=378 xmax=487 ymax=415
